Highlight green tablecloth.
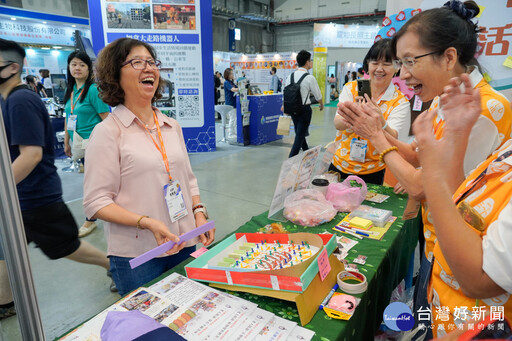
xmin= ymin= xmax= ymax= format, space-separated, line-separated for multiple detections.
xmin=153 ymin=184 xmax=420 ymax=341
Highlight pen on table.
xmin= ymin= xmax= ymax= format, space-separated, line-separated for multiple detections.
xmin=319 ymin=283 xmax=339 ymax=310
xmin=337 ymin=224 xmax=377 ymax=236
xmin=334 ymin=226 xmax=364 ymax=239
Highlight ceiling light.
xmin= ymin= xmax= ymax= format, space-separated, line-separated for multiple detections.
xmin=43 ymin=21 xmax=47 ymax=24
xmin=11 ymin=17 xmax=16 ymax=21
xmin=41 ymin=47 xmax=50 ymax=50
xmin=72 ymin=24 xmax=76 ymax=28
xmin=52 ymin=46 xmax=62 ymax=49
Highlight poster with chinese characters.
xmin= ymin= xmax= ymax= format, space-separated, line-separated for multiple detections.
xmin=229 ymin=52 xmax=297 ymax=91
xmin=419 ymin=0 xmax=512 ymax=92
xmin=88 ymin=0 xmax=215 ymax=152
xmin=313 ymin=23 xmax=380 ymax=49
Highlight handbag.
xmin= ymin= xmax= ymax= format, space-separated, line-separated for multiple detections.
xmin=71 ymin=131 xmax=88 ymax=161
xmin=276 ymin=115 xmax=292 ymax=135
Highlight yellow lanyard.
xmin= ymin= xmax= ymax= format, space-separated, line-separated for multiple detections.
xmin=140 ymin=111 xmax=173 ymax=182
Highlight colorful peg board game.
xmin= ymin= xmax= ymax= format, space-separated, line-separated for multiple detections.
xmin=208 ymin=235 xmax=319 ymax=272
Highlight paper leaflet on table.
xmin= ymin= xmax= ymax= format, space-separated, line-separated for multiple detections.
xmin=334 ymin=235 xmax=358 ymax=259
xmin=253 ymin=314 xmax=297 ymax=341
xmin=58 ymin=273 xmax=315 ymax=341
xmin=333 ymin=215 xmax=397 ymax=240
xmin=365 ymin=191 xmax=390 ymax=203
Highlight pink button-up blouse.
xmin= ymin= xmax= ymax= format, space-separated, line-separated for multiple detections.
xmin=83 ymin=104 xmax=200 ymax=257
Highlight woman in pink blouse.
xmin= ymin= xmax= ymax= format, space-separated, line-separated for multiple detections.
xmin=83 ymin=38 xmax=215 ymax=295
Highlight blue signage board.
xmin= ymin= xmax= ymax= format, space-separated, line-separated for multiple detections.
xmin=87 ymin=0 xmax=215 ymax=152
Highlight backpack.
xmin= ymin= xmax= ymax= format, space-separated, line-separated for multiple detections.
xmin=283 ymin=72 xmax=309 ymax=115
xmin=276 ymin=78 xmax=282 ymax=93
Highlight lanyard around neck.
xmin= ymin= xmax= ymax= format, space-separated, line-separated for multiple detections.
xmin=141 ymin=111 xmax=173 ymax=182
xmin=454 ymin=149 xmax=512 ymax=205
xmin=70 ymin=87 xmax=85 ymax=114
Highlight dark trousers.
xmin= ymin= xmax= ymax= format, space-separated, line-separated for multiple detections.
xmin=289 ymin=105 xmax=312 ymax=158
xmin=328 ymin=163 xmax=385 ymax=185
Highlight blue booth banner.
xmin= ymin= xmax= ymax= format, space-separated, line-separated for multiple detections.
xmin=88 ymin=0 xmax=215 ymax=152
xmin=0 ymin=16 xmax=81 ymax=46
xmin=236 ymin=95 xmax=283 ymax=146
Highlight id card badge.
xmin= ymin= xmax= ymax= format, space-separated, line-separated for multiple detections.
xmin=349 ymin=138 xmax=367 ymax=163
xmin=413 ymin=96 xmax=423 ymax=111
xmin=164 ymin=180 xmax=188 ymax=223
xmin=67 ymin=115 xmax=77 ymax=131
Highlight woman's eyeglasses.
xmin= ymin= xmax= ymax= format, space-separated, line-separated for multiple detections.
xmin=392 ymin=51 xmax=440 ymax=69
xmin=121 ymin=59 xmax=162 ymax=70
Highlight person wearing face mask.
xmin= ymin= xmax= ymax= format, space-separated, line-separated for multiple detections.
xmin=337 ymin=1 xmax=512 ymax=339
xmin=269 ymin=67 xmax=280 ymax=93
xmin=0 ymin=39 xmax=115 ymax=318
xmin=83 ymin=38 xmax=215 ymax=295
xmin=329 ymin=38 xmax=410 ymax=185
xmin=63 ymin=51 xmax=110 ymax=237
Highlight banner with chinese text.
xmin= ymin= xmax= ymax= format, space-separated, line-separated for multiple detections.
xmin=88 ymin=0 xmax=215 ymax=152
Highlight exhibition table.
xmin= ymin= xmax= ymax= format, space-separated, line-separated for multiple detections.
xmin=57 ymin=184 xmax=419 ymax=341
xmin=149 ymin=184 xmax=419 ymax=341
xmin=236 ymin=94 xmax=284 ymax=145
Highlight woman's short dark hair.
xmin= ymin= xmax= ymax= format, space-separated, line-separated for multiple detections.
xmin=391 ymin=0 xmax=480 ymax=68
xmin=63 ymin=51 xmax=94 ymax=104
xmin=363 ymin=39 xmax=393 ymax=73
xmin=95 ymin=38 xmax=163 ymax=106
xmin=223 ymin=68 xmax=232 ymax=80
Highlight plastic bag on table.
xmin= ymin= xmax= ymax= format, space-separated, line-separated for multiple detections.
xmin=283 ymin=189 xmax=337 ymax=227
xmin=326 ymin=175 xmax=367 ymax=212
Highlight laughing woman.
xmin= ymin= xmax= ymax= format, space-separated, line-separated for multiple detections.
xmin=330 ymin=38 xmax=410 ymax=185
xmin=83 ymin=38 xmax=215 ymax=295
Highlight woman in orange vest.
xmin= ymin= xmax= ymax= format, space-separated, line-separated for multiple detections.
xmin=413 ymin=74 xmax=512 ymax=338
xmin=329 ymin=38 xmax=410 ymax=185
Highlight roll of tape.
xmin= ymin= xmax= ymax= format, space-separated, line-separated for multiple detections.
xmin=337 ymin=271 xmax=368 ymax=294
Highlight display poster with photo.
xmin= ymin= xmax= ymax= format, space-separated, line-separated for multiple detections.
xmin=88 ymin=0 xmax=215 ymax=152
xmin=229 ymin=52 xmax=297 ymax=90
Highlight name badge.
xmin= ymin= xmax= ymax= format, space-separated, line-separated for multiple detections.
xmin=412 ymin=96 xmax=423 ymax=111
xmin=164 ymin=180 xmax=188 ymax=223
xmin=349 ymin=138 xmax=367 ymax=163
xmin=67 ymin=115 xmax=77 ymax=131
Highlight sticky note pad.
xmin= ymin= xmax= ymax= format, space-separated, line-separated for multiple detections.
xmin=349 ymin=217 xmax=373 ymax=230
